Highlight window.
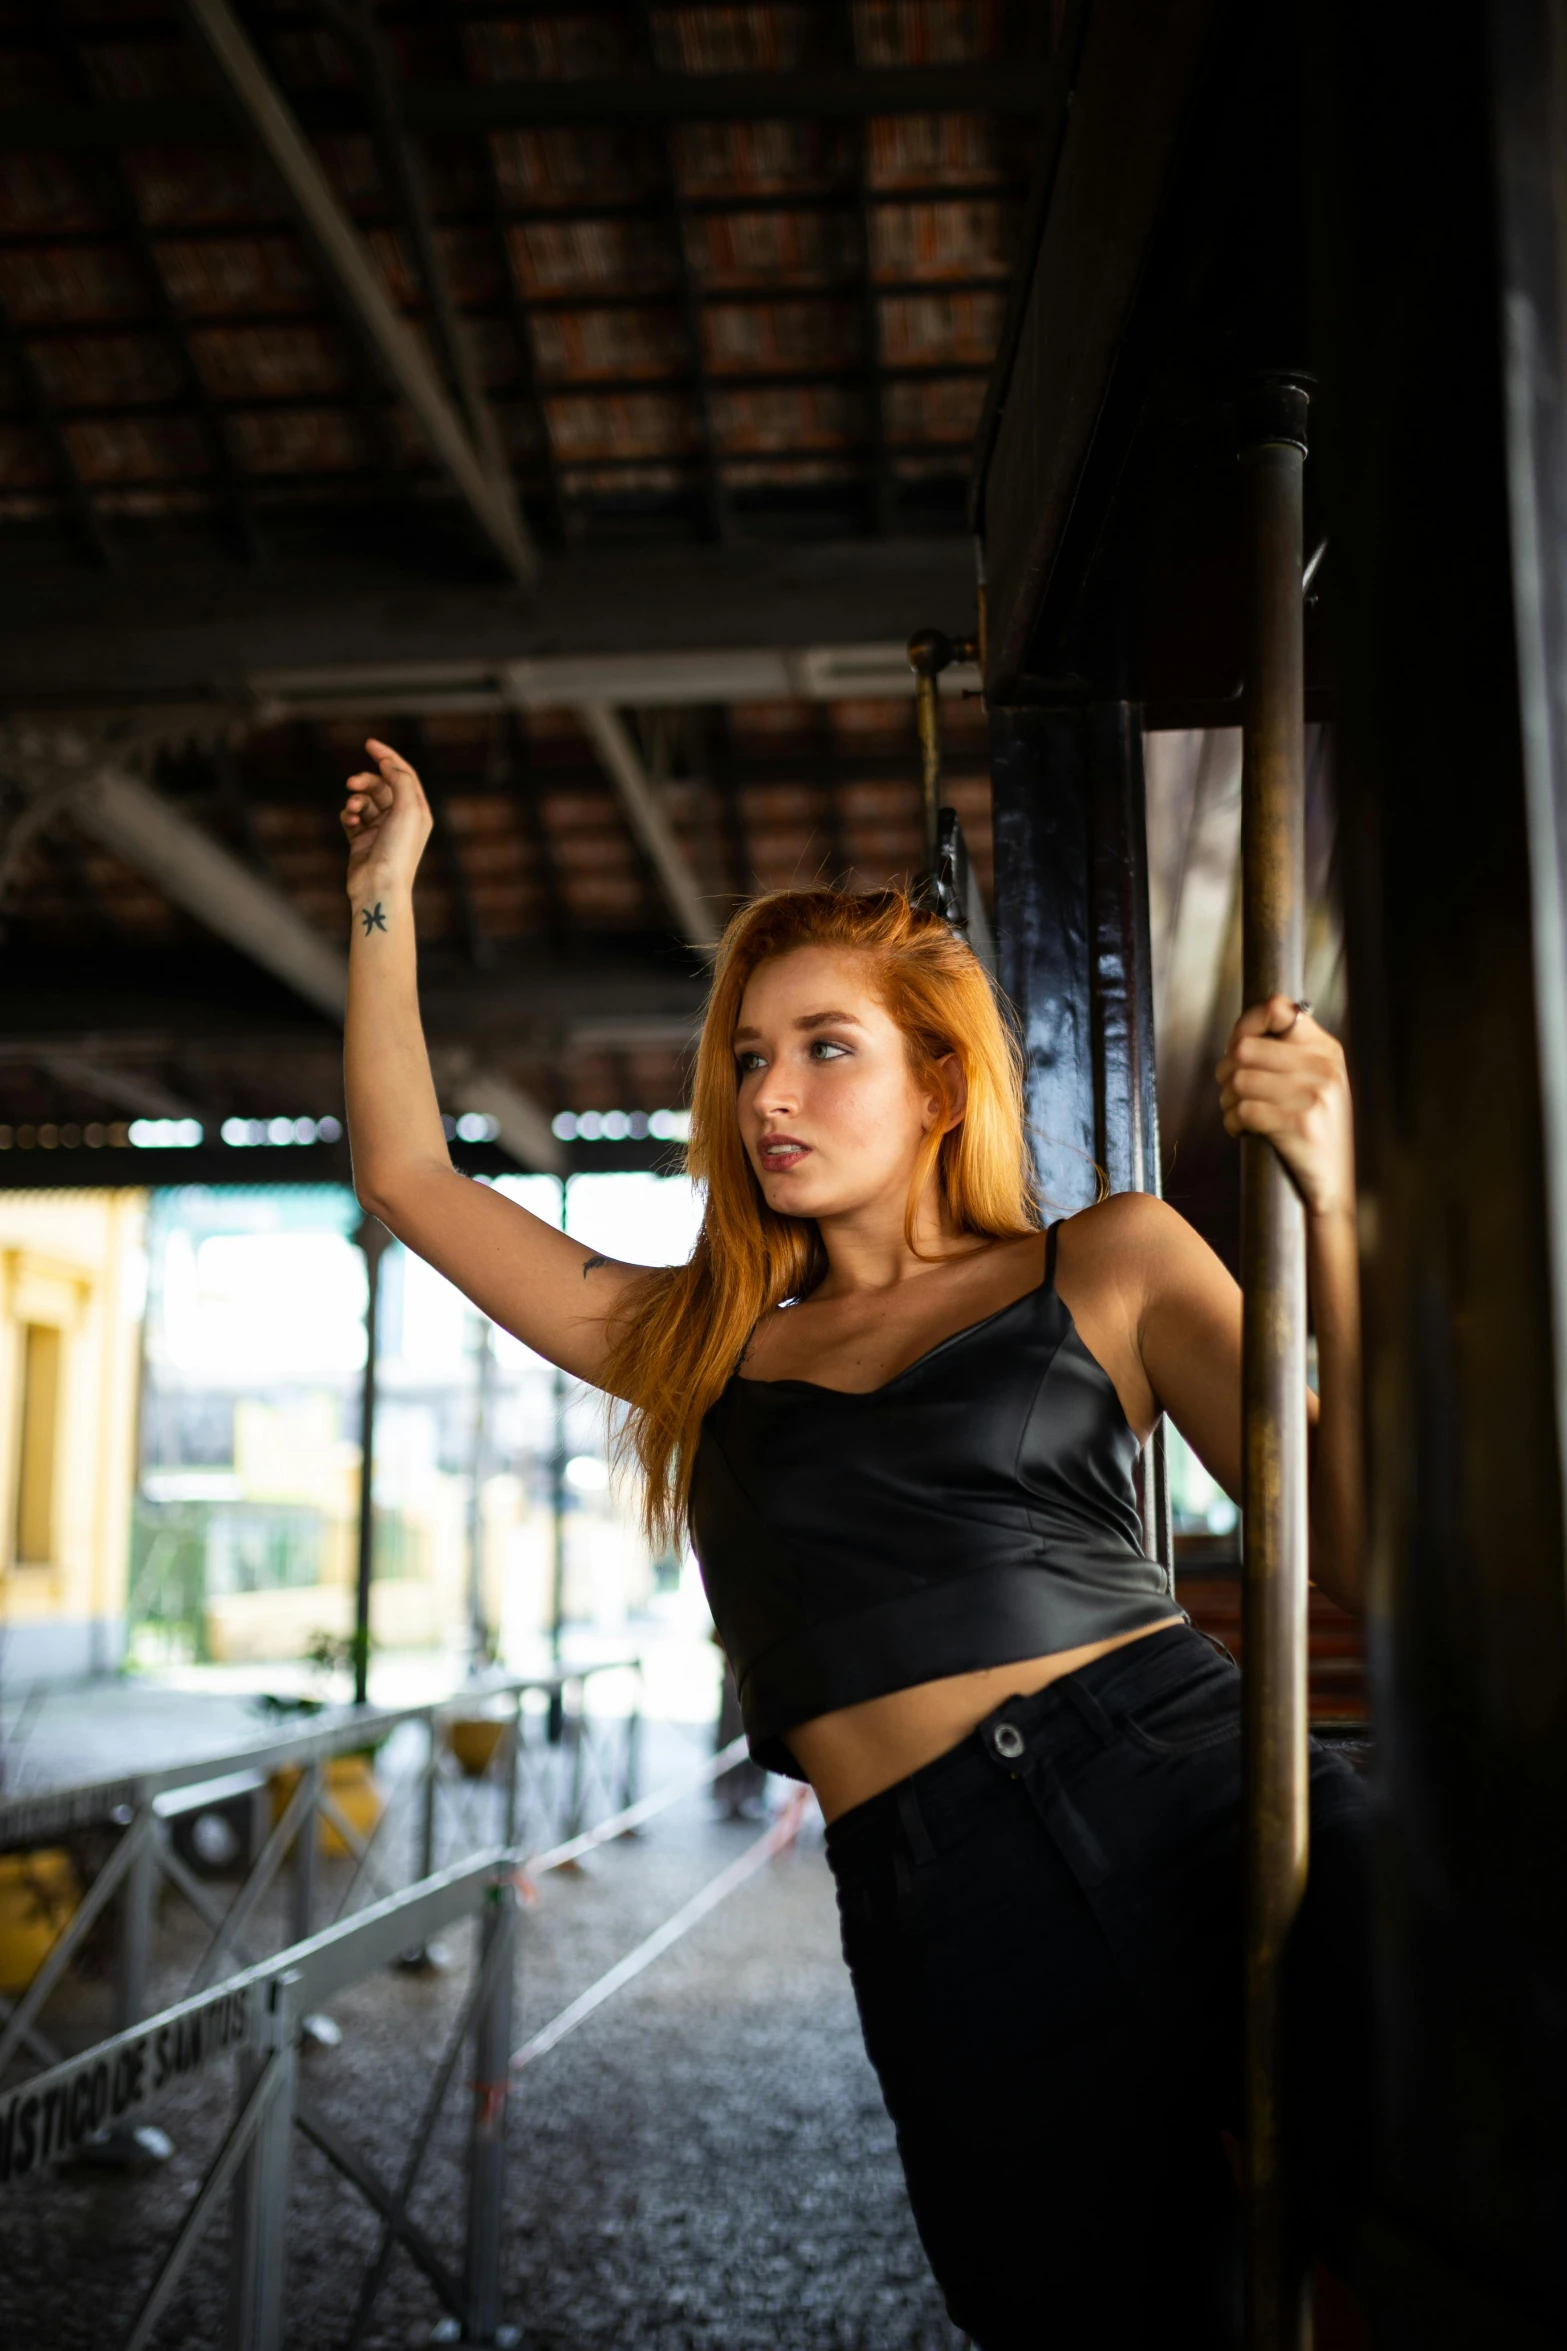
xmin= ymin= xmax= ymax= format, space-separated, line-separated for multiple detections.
xmin=15 ymin=1323 xmax=62 ymax=1566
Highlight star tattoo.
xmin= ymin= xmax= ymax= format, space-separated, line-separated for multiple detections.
xmin=360 ymin=901 xmax=388 ymax=936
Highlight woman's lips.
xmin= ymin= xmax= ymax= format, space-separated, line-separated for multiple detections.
xmin=759 ymin=1137 xmax=811 ymax=1171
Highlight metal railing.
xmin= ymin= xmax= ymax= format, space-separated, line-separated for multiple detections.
xmin=0 ymin=1660 xmax=641 ymax=2084
xmin=0 ymin=1731 xmax=756 ymax=2351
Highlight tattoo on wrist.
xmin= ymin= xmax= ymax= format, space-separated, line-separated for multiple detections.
xmin=581 ymin=1253 xmax=609 ymax=1279
xmin=360 ymin=901 xmax=388 ymax=936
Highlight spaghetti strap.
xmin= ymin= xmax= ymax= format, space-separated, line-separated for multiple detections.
xmin=1044 ymin=1218 xmax=1062 ymax=1289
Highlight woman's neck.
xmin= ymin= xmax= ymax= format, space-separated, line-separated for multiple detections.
xmin=811 ymin=1186 xmax=985 ymax=1301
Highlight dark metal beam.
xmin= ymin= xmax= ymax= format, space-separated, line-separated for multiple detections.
xmin=1 ymin=363 xmax=990 ymax=428
xmin=973 ymin=0 xmax=1221 ymax=697
xmin=0 ymin=537 xmax=979 ymax=702
xmin=0 ymin=202 xmax=1022 ymax=250
xmin=1301 ymin=0 xmax=1567 ymax=2337
xmin=0 ymin=68 xmax=1050 ymax=151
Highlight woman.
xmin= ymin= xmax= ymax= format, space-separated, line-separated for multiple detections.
xmin=341 ymin=737 xmax=1371 ymax=2349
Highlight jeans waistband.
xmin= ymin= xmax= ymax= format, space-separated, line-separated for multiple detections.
xmin=823 ymin=1622 xmax=1227 ymax=1871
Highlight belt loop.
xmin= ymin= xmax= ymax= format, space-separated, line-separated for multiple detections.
xmin=1057 ymin=1677 xmax=1116 ymax=1745
xmin=895 ymin=1780 xmax=937 ymax=1867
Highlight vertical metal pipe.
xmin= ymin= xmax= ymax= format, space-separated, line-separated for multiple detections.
xmin=913 ymin=664 xmax=942 ymax=875
xmin=352 ymin=1217 xmax=390 ymax=1709
xmin=115 ymin=1794 xmax=157 ymax=2032
xmin=623 ymin=1663 xmax=644 ymax=1811
xmin=549 ymin=1175 xmax=570 ymax=1675
xmin=467 ymin=1312 xmax=496 ymax=1675
xmin=1238 ymin=377 xmax=1312 ymax=2351
xmin=227 ymin=1977 xmax=296 ymax=2351
xmin=290 ymin=1759 xmax=319 ymax=1947
xmin=464 ymin=1877 xmax=518 ymax=2344
xmin=418 ymin=1718 xmax=438 ymax=1879
xmin=503 ymin=1690 xmax=522 ymax=1849
xmin=907 ymin=627 xmax=974 ymax=884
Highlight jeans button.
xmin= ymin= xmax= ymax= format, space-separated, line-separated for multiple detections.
xmin=992 ymin=1721 xmax=1025 ymax=1762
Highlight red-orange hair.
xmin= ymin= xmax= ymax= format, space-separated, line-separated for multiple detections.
xmin=602 ymin=887 xmax=1039 ymax=1548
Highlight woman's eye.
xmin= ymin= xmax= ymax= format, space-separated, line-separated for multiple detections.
xmin=808 ymin=1039 xmax=849 ymax=1061
xmin=736 ymin=1052 xmax=765 ymax=1075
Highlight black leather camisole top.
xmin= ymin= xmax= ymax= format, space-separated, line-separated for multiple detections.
xmin=689 ymin=1223 xmax=1180 ymax=1778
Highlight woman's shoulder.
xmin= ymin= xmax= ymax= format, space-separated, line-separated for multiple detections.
xmin=1053 ymin=1193 xmax=1196 ymax=1291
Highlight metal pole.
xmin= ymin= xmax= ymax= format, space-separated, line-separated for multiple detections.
xmin=467 ymin=1313 xmax=496 ymax=1676
xmin=564 ymin=1675 xmax=587 ymax=1840
xmin=908 ymin=629 xmax=945 ymax=876
xmin=291 ymin=1759 xmax=319 ymax=1946
xmin=227 ymin=1975 xmax=297 ymax=2351
xmin=549 ymin=1176 xmax=569 ymax=1677
xmin=503 ymin=1690 xmax=522 ymax=1849
xmin=1238 ymin=375 xmax=1312 ymax=2351
xmin=352 ymin=1217 xmax=391 ymax=1708
xmin=420 ymin=1717 xmax=439 ymax=1878
xmin=623 ymin=1664 xmax=644 ymax=1812
xmin=463 ymin=1878 xmax=519 ymax=2346
xmin=116 ymin=1796 xmax=157 ymax=2032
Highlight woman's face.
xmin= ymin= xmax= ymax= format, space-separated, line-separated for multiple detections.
xmin=733 ymin=946 xmax=951 ymax=1223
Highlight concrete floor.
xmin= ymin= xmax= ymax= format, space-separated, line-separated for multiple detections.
xmin=0 ymin=1779 xmax=962 ymax=2350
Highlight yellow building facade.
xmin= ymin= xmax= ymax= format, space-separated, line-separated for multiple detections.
xmin=0 ymin=1189 xmax=146 ymax=1681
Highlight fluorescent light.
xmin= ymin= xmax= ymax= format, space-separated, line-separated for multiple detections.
xmin=128 ymin=1118 xmax=203 ymax=1149
xmin=550 ymin=1108 xmax=689 ymax=1145
xmin=220 ymin=1114 xmax=342 ymax=1147
xmin=455 ymin=1112 xmax=499 ymax=1143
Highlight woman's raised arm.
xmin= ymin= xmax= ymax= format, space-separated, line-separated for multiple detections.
xmin=340 ymin=737 xmax=651 ymax=1387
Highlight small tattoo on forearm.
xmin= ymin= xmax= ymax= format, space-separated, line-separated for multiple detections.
xmin=581 ymin=1254 xmax=609 ymax=1279
xmin=360 ymin=902 xmax=387 ymax=935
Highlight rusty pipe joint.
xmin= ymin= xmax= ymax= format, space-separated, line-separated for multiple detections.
xmin=1238 ymin=376 xmax=1311 ymax=460
xmin=906 ymin=627 xmax=978 ymax=679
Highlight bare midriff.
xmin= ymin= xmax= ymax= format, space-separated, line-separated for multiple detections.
xmin=786 ymin=1615 xmax=1184 ymax=1823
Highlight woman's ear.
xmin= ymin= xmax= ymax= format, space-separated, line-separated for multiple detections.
xmin=928 ymin=1052 xmax=968 ymax=1134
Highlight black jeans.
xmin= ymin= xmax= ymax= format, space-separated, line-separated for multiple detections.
xmin=824 ymin=1624 xmax=1373 ymax=2350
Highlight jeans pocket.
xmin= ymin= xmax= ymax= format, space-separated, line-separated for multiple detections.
xmin=1115 ymin=1659 xmax=1243 ymax=1757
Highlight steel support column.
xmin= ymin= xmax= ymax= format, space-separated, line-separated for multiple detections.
xmin=227 ymin=1981 xmax=296 ymax=2351
xmin=352 ymin=1217 xmax=391 ymax=1709
xmin=990 ymin=701 xmax=1170 ymax=1568
xmin=463 ymin=1880 xmax=520 ymax=2344
xmin=116 ymin=1801 xmax=158 ymax=2033
xmin=1237 ymin=378 xmax=1311 ymax=2351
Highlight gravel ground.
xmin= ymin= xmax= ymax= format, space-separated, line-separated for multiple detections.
xmin=0 ymin=1769 xmax=961 ymax=2351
